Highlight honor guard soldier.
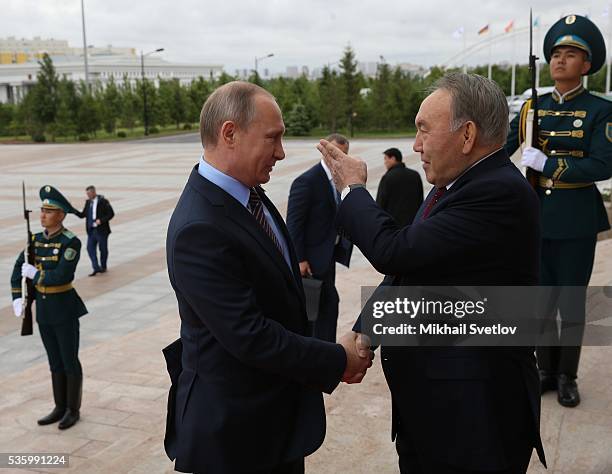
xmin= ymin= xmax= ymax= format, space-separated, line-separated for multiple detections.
xmin=506 ymin=15 xmax=612 ymax=407
xmin=10 ymin=186 xmax=88 ymax=429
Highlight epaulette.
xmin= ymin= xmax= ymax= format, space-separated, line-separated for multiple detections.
xmin=588 ymin=91 xmax=612 ymax=103
xmin=62 ymin=229 xmax=76 ymax=239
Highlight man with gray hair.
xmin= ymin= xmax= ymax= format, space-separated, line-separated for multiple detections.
xmin=163 ymin=81 xmax=373 ymax=474
xmin=317 ymin=73 xmax=546 ymax=473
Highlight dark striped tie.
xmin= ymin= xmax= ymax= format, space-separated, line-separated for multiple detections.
xmin=421 ymin=186 xmax=447 ymax=220
xmin=248 ymin=188 xmax=284 ymax=255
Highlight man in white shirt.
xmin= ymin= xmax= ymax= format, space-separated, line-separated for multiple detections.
xmin=286 ymin=134 xmax=354 ymax=342
xmin=75 ymin=185 xmax=115 ymax=276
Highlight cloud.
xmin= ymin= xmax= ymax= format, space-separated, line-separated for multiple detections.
xmin=3 ymin=0 xmax=608 ymax=73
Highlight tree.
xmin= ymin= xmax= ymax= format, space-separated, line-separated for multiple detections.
xmin=99 ymin=75 xmax=122 ymax=133
xmin=0 ymin=103 xmax=14 ymax=136
xmin=339 ymin=45 xmax=360 ymax=137
xmin=76 ymin=83 xmax=101 ymax=136
xmin=29 ymin=53 xmax=60 ymax=139
xmin=318 ymin=66 xmax=341 ymax=132
xmin=119 ymin=75 xmax=138 ymax=131
xmin=285 ymin=101 xmax=311 ymax=136
xmin=187 ymin=77 xmax=213 ymax=123
xmin=159 ymin=79 xmax=187 ymax=128
xmin=49 ymin=78 xmax=77 ymax=138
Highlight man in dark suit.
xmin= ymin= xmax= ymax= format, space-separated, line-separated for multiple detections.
xmin=318 ymin=73 xmax=546 ymax=473
xmin=164 ymin=81 xmax=372 ymax=474
xmin=376 ymin=147 xmax=423 ymax=226
xmin=74 ymin=186 xmax=114 ymax=276
xmin=286 ymin=133 xmax=354 ymax=342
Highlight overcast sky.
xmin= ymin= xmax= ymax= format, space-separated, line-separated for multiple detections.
xmin=3 ymin=0 xmax=611 ymax=74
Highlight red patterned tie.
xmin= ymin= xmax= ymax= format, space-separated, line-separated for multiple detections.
xmin=421 ymin=187 xmax=447 ymax=220
xmin=248 ymin=188 xmax=284 ymax=255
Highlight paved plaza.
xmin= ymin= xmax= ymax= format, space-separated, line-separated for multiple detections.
xmin=0 ymin=136 xmax=611 ymax=473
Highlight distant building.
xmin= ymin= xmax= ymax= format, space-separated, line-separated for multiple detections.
xmin=0 ymin=36 xmax=136 ymax=64
xmin=0 ymin=55 xmax=224 ymax=104
xmin=357 ymin=61 xmax=378 ymax=78
xmin=285 ymin=66 xmax=300 ymax=79
xmin=396 ymin=62 xmax=427 ymax=77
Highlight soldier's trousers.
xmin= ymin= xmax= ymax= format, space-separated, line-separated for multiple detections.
xmin=537 ymin=236 xmax=597 ymax=378
xmin=39 ymin=319 xmax=82 ymax=375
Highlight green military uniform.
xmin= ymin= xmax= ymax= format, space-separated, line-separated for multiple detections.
xmin=10 ymin=185 xmax=87 ymax=429
xmin=505 ymin=15 xmax=611 ymax=406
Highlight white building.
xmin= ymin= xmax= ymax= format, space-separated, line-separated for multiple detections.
xmin=0 ymin=55 xmax=224 ymax=103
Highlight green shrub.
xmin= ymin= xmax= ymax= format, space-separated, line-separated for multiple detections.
xmin=149 ymin=126 xmax=160 ymax=134
xmin=117 ymin=131 xmax=127 ymax=138
xmin=78 ymin=134 xmax=90 ymax=142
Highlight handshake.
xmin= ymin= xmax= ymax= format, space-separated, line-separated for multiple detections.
xmin=338 ymin=331 xmax=374 ymax=384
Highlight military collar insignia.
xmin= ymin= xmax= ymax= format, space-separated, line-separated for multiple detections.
xmin=552 ymin=84 xmax=585 ymax=104
xmin=44 ymin=226 xmax=65 ymax=240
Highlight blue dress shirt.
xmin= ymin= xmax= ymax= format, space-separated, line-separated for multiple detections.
xmin=198 ymin=156 xmax=292 ymax=268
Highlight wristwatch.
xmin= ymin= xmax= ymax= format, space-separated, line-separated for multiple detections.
xmin=348 ymin=183 xmax=366 ymax=191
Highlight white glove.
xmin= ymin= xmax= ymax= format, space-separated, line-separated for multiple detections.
xmin=21 ymin=263 xmax=37 ymax=280
xmin=12 ymin=298 xmax=22 ymax=318
xmin=521 ymin=147 xmax=547 ymax=172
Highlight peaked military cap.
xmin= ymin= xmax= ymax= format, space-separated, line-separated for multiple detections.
xmin=39 ymin=185 xmax=77 ymax=214
xmin=544 ymin=14 xmax=606 ymax=75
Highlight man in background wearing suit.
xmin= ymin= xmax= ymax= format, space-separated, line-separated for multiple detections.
xmin=376 ymin=147 xmax=423 ymax=226
xmin=286 ymin=133 xmax=353 ymax=342
xmin=318 ymin=73 xmax=545 ymax=473
xmin=74 ymin=186 xmax=114 ymax=276
xmin=164 ymin=82 xmax=372 ymax=474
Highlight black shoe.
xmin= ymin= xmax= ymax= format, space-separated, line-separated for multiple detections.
xmin=58 ymin=374 xmax=82 ymax=430
xmin=539 ymin=370 xmax=557 ymax=394
xmin=88 ymin=271 xmax=99 ymax=277
xmin=38 ymin=373 xmax=66 ymax=425
xmin=557 ymin=374 xmax=580 ymax=407
xmin=99 ymin=268 xmax=107 ymax=273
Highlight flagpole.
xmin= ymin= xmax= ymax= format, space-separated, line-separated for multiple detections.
xmin=463 ymin=32 xmax=467 ymax=73
xmin=488 ymin=41 xmax=492 ymax=80
xmin=511 ymin=30 xmax=516 ymax=99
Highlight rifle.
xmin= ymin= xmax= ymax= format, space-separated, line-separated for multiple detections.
xmin=20 ymin=181 xmax=34 ymax=336
xmin=525 ymin=8 xmax=540 ymax=189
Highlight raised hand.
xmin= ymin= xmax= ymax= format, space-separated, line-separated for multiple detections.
xmin=316 ymin=139 xmax=367 ymax=192
xmin=338 ymin=331 xmax=374 ymax=384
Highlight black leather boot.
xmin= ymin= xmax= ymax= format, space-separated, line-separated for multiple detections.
xmin=58 ymin=374 xmax=82 ymax=430
xmin=557 ymin=374 xmax=580 ymax=407
xmin=539 ymin=370 xmax=557 ymax=394
xmin=38 ymin=373 xmax=66 ymax=425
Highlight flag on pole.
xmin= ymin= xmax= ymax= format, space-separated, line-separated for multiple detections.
xmin=533 ymin=16 xmax=540 ymax=27
xmin=452 ymin=26 xmax=465 ymax=39
xmin=504 ymin=20 xmax=514 ymax=33
xmin=478 ymin=24 xmax=490 ymax=35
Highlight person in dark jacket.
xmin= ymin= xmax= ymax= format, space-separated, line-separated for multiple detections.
xmin=286 ymin=134 xmax=353 ymax=343
xmin=163 ymin=82 xmax=372 ymax=474
xmin=376 ymin=147 xmax=424 ymax=226
xmin=318 ymin=73 xmax=546 ymax=474
xmin=74 ymin=185 xmax=114 ymax=276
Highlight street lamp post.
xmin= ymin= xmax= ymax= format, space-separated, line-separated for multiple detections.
xmin=254 ymin=53 xmax=274 ymax=78
xmin=80 ymin=0 xmax=89 ymax=88
xmin=140 ymin=48 xmax=164 ymax=136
